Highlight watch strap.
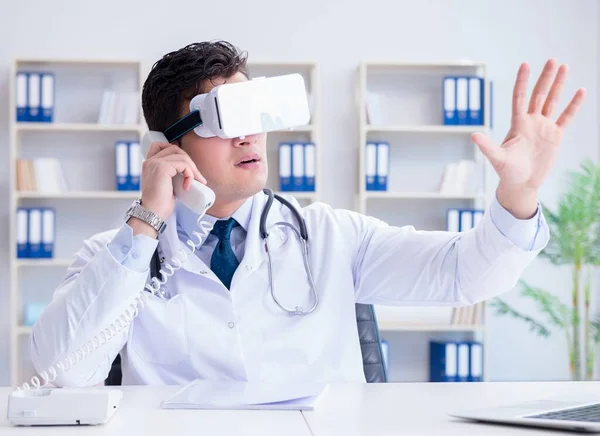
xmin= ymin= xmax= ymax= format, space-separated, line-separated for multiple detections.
xmin=126 ymin=200 xmax=167 ymax=234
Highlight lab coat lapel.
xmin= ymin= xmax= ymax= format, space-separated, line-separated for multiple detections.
xmin=235 ymin=191 xmax=287 ymax=283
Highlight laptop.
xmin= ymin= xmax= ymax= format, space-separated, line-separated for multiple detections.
xmin=449 ymin=399 xmax=600 ymax=433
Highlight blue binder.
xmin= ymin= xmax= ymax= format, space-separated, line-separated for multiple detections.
xmin=304 ymin=142 xmax=315 ymax=192
xmin=459 ymin=209 xmax=474 ymax=232
xmin=40 ymin=208 xmax=55 ymax=258
xmin=278 ymin=143 xmax=293 ymax=191
xmin=468 ymin=77 xmax=483 ymax=125
xmin=27 ymin=72 xmax=41 ymax=122
xmin=457 ymin=342 xmax=470 ymax=382
xmin=365 ymin=142 xmax=377 ymax=191
xmin=429 ymin=341 xmax=458 ymax=382
xmin=456 ymin=77 xmax=468 ymax=125
xmin=16 ymin=72 xmax=28 ymax=122
xmin=40 ymin=72 xmax=55 ymax=123
xmin=443 ymin=76 xmax=457 ymax=125
xmin=128 ymin=141 xmax=141 ymax=191
xmin=27 ymin=208 xmax=43 ymax=259
xmin=292 ymin=143 xmax=304 ymax=191
xmin=468 ymin=341 xmax=484 ymax=382
xmin=376 ymin=142 xmax=389 ymax=191
xmin=16 ymin=208 xmax=29 ymax=258
xmin=115 ymin=141 xmax=129 ymax=191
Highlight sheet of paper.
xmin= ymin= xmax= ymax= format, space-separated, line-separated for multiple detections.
xmin=161 ymin=379 xmax=329 ymax=410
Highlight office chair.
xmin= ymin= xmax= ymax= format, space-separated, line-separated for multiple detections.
xmin=105 ymin=252 xmax=388 ymax=385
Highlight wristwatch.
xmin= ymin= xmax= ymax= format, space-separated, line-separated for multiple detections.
xmin=125 ymin=199 xmax=167 ymax=234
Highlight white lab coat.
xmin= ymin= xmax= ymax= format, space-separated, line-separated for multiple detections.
xmin=30 ymin=191 xmax=546 ymax=387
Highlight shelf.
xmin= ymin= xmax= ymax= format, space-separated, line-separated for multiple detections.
xmin=378 ymin=322 xmax=485 ymax=332
xmin=16 ymin=258 xmax=73 ymax=268
xmin=14 ymin=123 xmax=143 ymax=133
xmin=366 ymin=125 xmax=486 ymax=134
xmin=16 ymin=58 xmax=142 ymax=66
xmin=362 ymin=60 xmax=487 ymax=69
xmin=364 ymin=192 xmax=484 ymax=200
xmin=16 ymin=326 xmax=33 ymax=336
xmin=17 ymin=190 xmax=140 ymax=199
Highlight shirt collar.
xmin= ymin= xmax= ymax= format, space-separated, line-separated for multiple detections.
xmin=175 ymin=195 xmax=254 ymax=239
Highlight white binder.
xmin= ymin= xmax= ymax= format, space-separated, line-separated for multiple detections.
xmin=366 ymin=142 xmax=377 ymax=190
xmin=28 ymin=209 xmax=42 ymax=258
xmin=128 ymin=141 xmax=141 ymax=190
xmin=446 ymin=209 xmax=460 ymax=232
xmin=278 ymin=143 xmax=292 ymax=191
xmin=456 ymin=77 xmax=468 ymax=125
xmin=292 ymin=143 xmax=304 ymax=191
xmin=27 ymin=73 xmax=41 ymax=121
xmin=41 ymin=208 xmax=55 ymax=258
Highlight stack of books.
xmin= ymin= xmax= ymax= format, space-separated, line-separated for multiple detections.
xmin=16 ymin=158 xmax=68 ymax=193
xmin=450 ymin=302 xmax=485 ymax=326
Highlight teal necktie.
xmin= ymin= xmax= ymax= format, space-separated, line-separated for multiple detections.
xmin=210 ymin=218 xmax=240 ymax=289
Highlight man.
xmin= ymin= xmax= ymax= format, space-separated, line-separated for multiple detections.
xmin=29 ymin=41 xmax=585 ymax=388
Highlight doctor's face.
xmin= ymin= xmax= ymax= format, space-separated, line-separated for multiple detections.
xmin=179 ymin=72 xmax=268 ymax=204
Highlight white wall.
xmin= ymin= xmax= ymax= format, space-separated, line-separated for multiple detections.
xmin=0 ymin=0 xmax=597 ymax=385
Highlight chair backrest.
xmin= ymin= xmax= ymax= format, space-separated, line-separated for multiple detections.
xmin=106 ymin=250 xmax=388 ymax=384
xmin=355 ymin=303 xmax=388 ymax=383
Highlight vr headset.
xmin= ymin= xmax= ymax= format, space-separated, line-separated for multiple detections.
xmin=162 ymin=73 xmax=311 ymax=142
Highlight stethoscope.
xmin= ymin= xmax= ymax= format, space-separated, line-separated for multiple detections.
xmin=259 ymin=188 xmax=319 ymax=316
xmin=150 ymin=188 xmax=319 ymax=316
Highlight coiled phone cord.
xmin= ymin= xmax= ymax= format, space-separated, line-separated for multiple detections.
xmin=17 ymin=216 xmax=212 ymax=391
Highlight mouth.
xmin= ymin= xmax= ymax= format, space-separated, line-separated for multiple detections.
xmin=235 ymin=154 xmax=261 ymax=166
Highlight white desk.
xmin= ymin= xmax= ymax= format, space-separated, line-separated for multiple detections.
xmin=303 ymin=381 xmax=600 ymax=435
xmin=3 ymin=382 xmax=600 ymax=435
xmin=0 ymin=386 xmax=311 ymax=436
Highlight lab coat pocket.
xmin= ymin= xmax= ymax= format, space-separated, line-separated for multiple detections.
xmin=130 ymin=294 xmax=189 ymax=365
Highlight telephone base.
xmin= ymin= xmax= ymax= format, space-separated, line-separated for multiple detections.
xmin=8 ymin=387 xmax=123 ymax=426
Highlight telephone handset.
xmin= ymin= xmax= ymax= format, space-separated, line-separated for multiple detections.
xmin=11 ymin=131 xmax=216 ymax=416
xmin=141 ymin=130 xmax=216 ymax=215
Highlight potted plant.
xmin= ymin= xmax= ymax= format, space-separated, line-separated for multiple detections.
xmin=490 ymin=158 xmax=600 ymax=381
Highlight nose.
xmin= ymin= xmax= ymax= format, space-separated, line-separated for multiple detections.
xmin=233 ymin=135 xmax=257 ymax=148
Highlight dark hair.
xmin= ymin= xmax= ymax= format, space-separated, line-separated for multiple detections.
xmin=142 ymin=40 xmax=249 ymax=132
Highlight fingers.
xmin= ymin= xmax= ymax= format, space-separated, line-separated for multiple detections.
xmin=528 ymin=58 xmax=558 ymax=114
xmin=161 ymin=154 xmax=206 ymax=184
xmin=144 ymin=143 xmax=207 ymax=185
xmin=472 ymin=132 xmax=505 ymax=169
xmin=512 ymin=63 xmax=530 ymax=117
xmin=556 ymin=88 xmax=587 ymax=129
xmin=541 ymin=64 xmax=568 ymax=117
xmin=146 ymin=141 xmax=173 ymax=159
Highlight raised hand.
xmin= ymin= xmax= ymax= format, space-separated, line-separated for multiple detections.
xmin=472 ymin=59 xmax=586 ymax=219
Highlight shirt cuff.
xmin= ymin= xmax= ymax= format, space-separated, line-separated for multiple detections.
xmin=107 ymin=223 xmax=159 ymax=272
xmin=489 ymin=194 xmax=546 ymax=252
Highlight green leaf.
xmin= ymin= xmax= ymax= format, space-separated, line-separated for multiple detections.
xmin=540 ymin=159 xmax=600 ymax=267
xmin=519 ymin=281 xmax=572 ymax=329
xmin=489 ymin=298 xmax=551 ymax=337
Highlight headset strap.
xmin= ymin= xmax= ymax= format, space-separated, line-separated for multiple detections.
xmin=163 ymin=110 xmax=202 ymax=143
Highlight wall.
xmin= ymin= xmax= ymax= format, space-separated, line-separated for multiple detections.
xmin=0 ymin=0 xmax=597 ymax=385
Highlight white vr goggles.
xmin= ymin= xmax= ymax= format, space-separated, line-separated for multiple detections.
xmin=161 ymin=73 xmax=311 ymax=142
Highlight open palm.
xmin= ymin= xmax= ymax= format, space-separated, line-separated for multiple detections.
xmin=473 ymin=59 xmax=586 ymax=190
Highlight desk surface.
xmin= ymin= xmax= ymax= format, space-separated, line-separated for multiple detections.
xmin=2 ymin=382 xmax=600 ymax=435
xmin=303 ymin=381 xmax=600 ymax=435
xmin=0 ymin=385 xmax=311 ymax=436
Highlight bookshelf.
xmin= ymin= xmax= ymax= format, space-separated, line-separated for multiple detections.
xmin=8 ymin=57 xmax=147 ymax=387
xmin=356 ymin=61 xmax=492 ymax=382
xmin=7 ymin=58 xmax=320 ymax=387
